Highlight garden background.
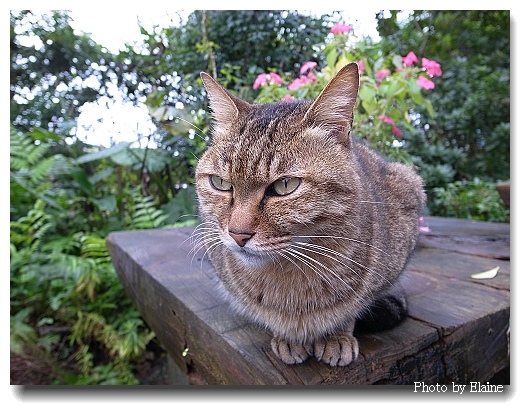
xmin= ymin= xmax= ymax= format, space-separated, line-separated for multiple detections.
xmin=10 ymin=10 xmax=510 ymax=384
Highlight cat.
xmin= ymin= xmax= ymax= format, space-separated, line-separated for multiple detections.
xmin=194 ymin=62 xmax=426 ymax=367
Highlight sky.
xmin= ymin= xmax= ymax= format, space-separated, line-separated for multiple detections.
xmin=65 ymin=7 xmax=386 ymax=147
xmin=69 ymin=9 xmax=383 ymax=55
xmin=8 ymin=4 xmax=517 ymax=149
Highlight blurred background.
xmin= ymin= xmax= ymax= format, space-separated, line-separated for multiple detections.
xmin=10 ymin=9 xmax=510 ymax=385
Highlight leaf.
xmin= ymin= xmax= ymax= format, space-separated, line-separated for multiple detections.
xmin=71 ymin=168 xmax=95 ymax=196
xmin=470 ymin=266 xmax=499 ymax=280
xmin=326 ymin=48 xmax=339 ymax=70
xmin=373 ymin=57 xmax=385 ymax=73
xmin=392 ymin=54 xmax=403 ymax=69
xmin=30 ymin=127 xmax=62 ymax=142
xmin=92 ymin=195 xmax=117 ymax=212
xmin=424 ymin=99 xmax=435 ymax=118
xmin=89 ymin=167 xmax=114 ymax=184
xmin=361 ymin=99 xmax=378 ymax=115
xmin=76 ymin=142 xmax=131 ymax=164
xmin=358 ymin=86 xmax=376 ymax=102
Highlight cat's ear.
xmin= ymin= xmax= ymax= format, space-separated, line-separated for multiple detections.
xmin=200 ymin=72 xmax=251 ymax=125
xmin=303 ymin=62 xmax=359 ymax=139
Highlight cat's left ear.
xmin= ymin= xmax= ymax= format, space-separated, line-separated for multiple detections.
xmin=303 ymin=62 xmax=359 ymax=141
xmin=200 ymin=72 xmax=251 ymax=125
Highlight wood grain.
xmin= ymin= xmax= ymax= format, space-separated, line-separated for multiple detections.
xmin=107 ymin=217 xmax=510 ymax=385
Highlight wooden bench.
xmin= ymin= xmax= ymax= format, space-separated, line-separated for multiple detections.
xmin=106 ymin=216 xmax=510 ymax=385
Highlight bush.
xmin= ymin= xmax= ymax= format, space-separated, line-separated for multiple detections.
xmin=429 ymin=178 xmax=509 ymax=222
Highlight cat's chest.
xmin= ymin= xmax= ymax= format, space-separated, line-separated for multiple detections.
xmin=216 ymin=253 xmax=340 ymax=310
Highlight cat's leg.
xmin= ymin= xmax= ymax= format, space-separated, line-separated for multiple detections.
xmin=312 ymin=319 xmax=359 ymax=367
xmin=270 ymin=336 xmax=313 ymax=365
xmin=354 ymin=282 xmax=408 ymax=333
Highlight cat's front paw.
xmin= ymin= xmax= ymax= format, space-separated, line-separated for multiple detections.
xmin=313 ymin=334 xmax=359 ymax=367
xmin=271 ymin=336 xmax=312 ymax=365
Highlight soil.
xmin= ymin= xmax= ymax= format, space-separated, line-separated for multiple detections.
xmin=10 ymin=341 xmax=171 ymax=386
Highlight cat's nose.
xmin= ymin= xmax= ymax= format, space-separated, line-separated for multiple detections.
xmin=229 ymin=231 xmax=255 ymax=247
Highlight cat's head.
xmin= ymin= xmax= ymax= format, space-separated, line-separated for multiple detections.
xmin=195 ymin=63 xmax=360 ymax=265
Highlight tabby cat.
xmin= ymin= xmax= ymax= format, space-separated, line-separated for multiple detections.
xmin=194 ymin=62 xmax=425 ymax=367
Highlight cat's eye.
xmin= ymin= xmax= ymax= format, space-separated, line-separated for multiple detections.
xmin=271 ymin=177 xmax=301 ymax=196
xmin=209 ymin=175 xmax=233 ymax=191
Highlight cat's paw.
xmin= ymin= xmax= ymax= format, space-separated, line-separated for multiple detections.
xmin=313 ymin=334 xmax=359 ymax=367
xmin=271 ymin=336 xmax=312 ymax=365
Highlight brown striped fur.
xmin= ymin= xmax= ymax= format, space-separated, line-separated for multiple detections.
xmin=194 ymin=63 xmax=425 ymax=366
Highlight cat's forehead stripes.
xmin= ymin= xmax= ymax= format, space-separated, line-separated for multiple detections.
xmin=212 ymin=102 xmax=308 ymax=183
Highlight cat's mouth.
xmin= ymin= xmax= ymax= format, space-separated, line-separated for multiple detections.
xmin=231 ymin=245 xmax=272 ymax=265
xmin=224 ymin=234 xmax=291 ymax=265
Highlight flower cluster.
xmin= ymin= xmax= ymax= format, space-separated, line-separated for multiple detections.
xmin=379 ymin=116 xmax=403 ymax=138
xmin=422 ymin=57 xmax=442 ymax=77
xmin=357 ymin=60 xmax=365 ymax=74
xmin=252 ymin=72 xmax=283 ymax=90
xmin=330 ymin=22 xmax=353 ymax=35
xmin=252 ymin=61 xmax=318 ymax=93
xmin=288 ymin=61 xmax=317 ymax=90
xmin=401 ymin=51 xmax=442 ymax=90
xmin=250 ymin=21 xmax=443 ymax=147
xmin=376 ymin=68 xmax=391 ymax=81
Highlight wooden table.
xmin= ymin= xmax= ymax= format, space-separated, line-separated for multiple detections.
xmin=107 ymin=217 xmax=510 ymax=385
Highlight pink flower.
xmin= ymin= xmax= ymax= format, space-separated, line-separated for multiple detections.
xmin=379 ymin=115 xmax=395 ymax=125
xmin=287 ymin=73 xmax=316 ymax=90
xmin=252 ymin=72 xmax=283 ymax=89
xmin=376 ymin=69 xmax=391 ymax=81
xmin=330 ymin=22 xmax=353 ymax=35
xmin=402 ymin=51 xmax=418 ymax=66
xmin=306 ymin=72 xmax=317 ymax=82
xmin=282 ymin=94 xmax=295 ymax=102
xmin=287 ymin=77 xmax=306 ymax=90
xmin=418 ymin=217 xmax=431 ymax=233
xmin=357 ymin=60 xmax=364 ymax=74
xmin=392 ymin=126 xmax=403 ymax=138
xmin=421 ymin=57 xmax=442 ymax=77
xmin=417 ymin=76 xmax=435 ymax=90
xmin=300 ymin=61 xmax=317 ymax=75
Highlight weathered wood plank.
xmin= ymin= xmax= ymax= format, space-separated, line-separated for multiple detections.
xmin=406 ymin=246 xmax=510 ymax=291
xmin=106 ymin=217 xmax=510 ymax=385
xmin=107 ymin=228 xmax=290 ymax=384
xmin=418 ymin=216 xmax=510 ymax=260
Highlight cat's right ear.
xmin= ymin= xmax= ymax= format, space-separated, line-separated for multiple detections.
xmin=200 ymin=72 xmax=251 ymax=125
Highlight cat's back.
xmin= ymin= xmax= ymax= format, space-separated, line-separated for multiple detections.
xmin=350 ymin=137 xmax=425 ymax=212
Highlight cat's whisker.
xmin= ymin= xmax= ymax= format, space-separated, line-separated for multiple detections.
xmin=359 ymin=200 xmax=394 ymax=205
xmin=186 ymin=221 xmax=222 ymax=266
xmin=285 ymin=247 xmax=355 ymax=295
xmin=171 ymin=116 xmax=209 ymax=142
xmin=294 ymin=242 xmax=374 ymax=277
xmin=196 ymin=237 xmax=223 ymax=268
xmin=278 ymin=249 xmax=335 ymax=290
xmin=294 ymin=241 xmax=396 ymax=289
xmin=188 ymin=233 xmax=220 ymax=256
xmin=291 ymin=242 xmax=378 ymax=300
xmin=186 ymin=221 xmax=219 ymax=240
xmin=291 ymin=242 xmax=363 ymax=279
xmin=293 ymin=235 xmax=391 ymax=257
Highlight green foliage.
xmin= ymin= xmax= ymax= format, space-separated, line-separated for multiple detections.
xmin=375 ymin=10 xmax=510 ymax=182
xmin=249 ymin=26 xmax=438 ymax=165
xmin=430 ymin=178 xmax=509 ymax=222
xmin=10 ymin=11 xmax=114 ymax=134
xmin=9 ymin=126 xmax=190 ymax=384
xmin=10 ymin=9 xmax=510 ymax=385
xmin=128 ymin=192 xmax=169 ymax=229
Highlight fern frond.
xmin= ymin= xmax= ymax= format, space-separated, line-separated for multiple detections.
xmin=79 ymin=235 xmax=112 ymax=265
xmin=129 ymin=194 xmax=168 ymax=229
xmin=10 ymin=126 xmax=50 ymax=171
xmin=10 ymin=199 xmax=54 ymax=250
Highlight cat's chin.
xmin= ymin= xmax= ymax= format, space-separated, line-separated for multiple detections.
xmin=230 ymin=247 xmax=272 ymax=267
